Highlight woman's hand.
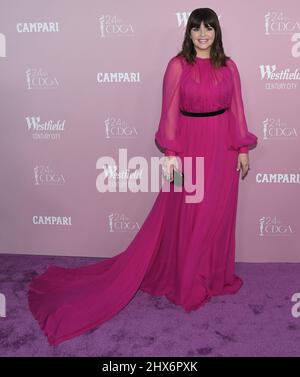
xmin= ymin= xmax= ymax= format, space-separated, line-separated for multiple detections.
xmin=237 ymin=153 xmax=250 ymax=179
xmin=162 ymin=156 xmax=178 ymax=182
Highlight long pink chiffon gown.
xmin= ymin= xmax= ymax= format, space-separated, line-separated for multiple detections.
xmin=28 ymin=54 xmax=258 ymax=345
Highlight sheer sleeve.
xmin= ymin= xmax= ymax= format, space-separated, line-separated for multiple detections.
xmin=154 ymin=56 xmax=183 ymax=155
xmin=226 ymin=58 xmax=258 ymax=153
xmin=164 ymin=149 xmax=176 ymax=156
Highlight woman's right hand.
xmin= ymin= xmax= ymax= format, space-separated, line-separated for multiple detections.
xmin=162 ymin=156 xmax=178 ymax=182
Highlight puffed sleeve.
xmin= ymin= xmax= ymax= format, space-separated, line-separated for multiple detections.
xmin=164 ymin=149 xmax=176 ymax=156
xmin=154 ymin=56 xmax=184 ymax=155
xmin=226 ymin=58 xmax=258 ymax=153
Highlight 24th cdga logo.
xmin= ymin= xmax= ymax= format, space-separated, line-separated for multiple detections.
xmin=291 ymin=293 xmax=300 ymax=318
xmin=0 ymin=293 xmax=6 ymax=317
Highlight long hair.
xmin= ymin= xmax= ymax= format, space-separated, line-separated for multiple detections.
xmin=176 ymin=8 xmax=230 ymax=68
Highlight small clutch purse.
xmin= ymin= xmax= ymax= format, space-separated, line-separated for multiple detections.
xmin=162 ymin=157 xmax=184 ymax=187
xmin=172 ymin=167 xmax=184 ymax=187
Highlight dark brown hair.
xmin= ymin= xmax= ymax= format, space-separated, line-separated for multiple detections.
xmin=176 ymin=8 xmax=230 ymax=68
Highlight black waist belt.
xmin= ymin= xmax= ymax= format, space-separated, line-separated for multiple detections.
xmin=180 ymin=108 xmax=227 ymax=117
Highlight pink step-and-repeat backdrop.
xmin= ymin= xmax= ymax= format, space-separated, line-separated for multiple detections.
xmin=0 ymin=0 xmax=299 ymax=262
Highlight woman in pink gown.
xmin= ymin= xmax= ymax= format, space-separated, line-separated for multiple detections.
xmin=28 ymin=8 xmax=258 ymax=345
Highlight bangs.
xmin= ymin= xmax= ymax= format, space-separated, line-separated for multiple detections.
xmin=190 ymin=19 xmax=215 ymax=30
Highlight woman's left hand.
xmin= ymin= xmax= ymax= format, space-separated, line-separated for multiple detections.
xmin=237 ymin=153 xmax=250 ymax=179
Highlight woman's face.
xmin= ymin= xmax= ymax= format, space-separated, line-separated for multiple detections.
xmin=190 ymin=21 xmax=215 ymax=55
